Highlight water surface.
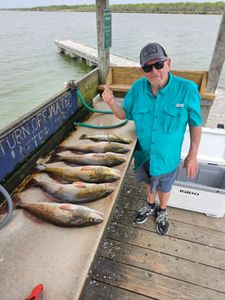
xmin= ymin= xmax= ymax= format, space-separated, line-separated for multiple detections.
xmin=0 ymin=11 xmax=223 ymax=129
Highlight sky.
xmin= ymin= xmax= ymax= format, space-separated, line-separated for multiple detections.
xmin=0 ymin=0 xmax=221 ymax=9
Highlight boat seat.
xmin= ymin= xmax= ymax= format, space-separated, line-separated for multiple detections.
xmin=98 ymin=66 xmax=215 ymax=101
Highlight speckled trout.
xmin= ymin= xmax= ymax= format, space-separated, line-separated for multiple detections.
xmin=54 ymin=151 xmax=126 ymax=167
xmin=32 ymin=178 xmax=114 ymax=203
xmin=36 ymin=164 xmax=121 ymax=183
xmin=17 ymin=201 xmax=103 ymax=227
xmin=61 ymin=141 xmax=130 ymax=154
xmin=79 ymin=134 xmax=132 ymax=144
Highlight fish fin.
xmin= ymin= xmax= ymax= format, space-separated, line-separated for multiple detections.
xmin=92 ymin=154 xmax=104 ymax=158
xmin=80 ymin=166 xmax=94 ymax=171
xmin=59 ymin=204 xmax=73 ymax=211
xmin=73 ymin=182 xmax=87 ymax=188
xmin=47 ymin=173 xmax=71 ymax=184
xmin=62 ymin=161 xmax=74 ymax=167
xmin=79 ymin=134 xmax=87 ymax=140
xmin=53 ymin=151 xmax=77 ymax=164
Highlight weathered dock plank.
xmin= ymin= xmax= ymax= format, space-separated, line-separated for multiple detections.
xmin=100 ymin=238 xmax=225 ymax=293
xmin=206 ymin=87 xmax=225 ymax=128
xmin=83 ymin=281 xmax=153 ymax=300
xmin=107 ymin=222 xmax=225 ymax=270
xmin=121 ymin=177 xmax=225 ymax=232
xmin=82 ymin=165 xmax=225 ymax=299
xmin=90 ymin=257 xmax=225 ymax=300
xmin=54 ymin=40 xmax=139 ymax=67
xmin=112 ymin=201 xmax=225 ymax=250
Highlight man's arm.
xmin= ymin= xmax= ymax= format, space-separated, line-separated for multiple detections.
xmin=102 ymin=85 xmax=126 ymax=120
xmin=183 ymin=125 xmax=202 ymax=178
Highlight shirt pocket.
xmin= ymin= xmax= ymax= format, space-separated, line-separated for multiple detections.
xmin=133 ymin=107 xmax=151 ymax=135
xmin=162 ymin=107 xmax=185 ymax=133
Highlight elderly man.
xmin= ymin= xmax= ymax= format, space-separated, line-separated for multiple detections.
xmin=102 ymin=42 xmax=202 ymax=235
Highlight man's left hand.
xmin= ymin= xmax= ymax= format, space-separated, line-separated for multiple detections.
xmin=183 ymin=154 xmax=198 ymax=178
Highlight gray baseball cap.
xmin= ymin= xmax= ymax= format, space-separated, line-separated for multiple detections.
xmin=140 ymin=43 xmax=168 ymax=67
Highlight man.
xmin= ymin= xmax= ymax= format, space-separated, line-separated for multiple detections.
xmin=102 ymin=42 xmax=202 ymax=235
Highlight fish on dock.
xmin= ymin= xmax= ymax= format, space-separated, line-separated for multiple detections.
xmin=31 ymin=178 xmax=114 ymax=203
xmin=16 ymin=201 xmax=104 ymax=227
xmin=36 ymin=164 xmax=121 ymax=183
xmin=53 ymin=151 xmax=127 ymax=167
xmin=79 ymin=134 xmax=132 ymax=144
xmin=60 ymin=141 xmax=130 ymax=154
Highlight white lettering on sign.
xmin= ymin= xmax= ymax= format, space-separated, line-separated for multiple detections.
xmin=0 ymin=95 xmax=73 ymax=159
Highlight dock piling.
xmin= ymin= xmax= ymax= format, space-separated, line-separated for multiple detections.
xmin=206 ymin=7 xmax=225 ymax=93
xmin=96 ymin=0 xmax=110 ymax=83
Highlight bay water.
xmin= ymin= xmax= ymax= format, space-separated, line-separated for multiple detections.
xmin=0 ymin=11 xmax=224 ymax=130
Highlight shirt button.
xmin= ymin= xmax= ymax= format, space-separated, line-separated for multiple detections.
xmin=155 ymin=115 xmax=158 ymax=118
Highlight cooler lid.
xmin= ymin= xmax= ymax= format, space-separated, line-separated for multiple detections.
xmin=181 ymin=127 xmax=225 ymax=165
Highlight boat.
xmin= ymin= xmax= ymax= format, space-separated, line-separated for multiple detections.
xmin=1 ymin=1 xmax=225 ymax=299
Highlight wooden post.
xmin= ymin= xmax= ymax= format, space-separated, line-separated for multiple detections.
xmin=96 ymin=0 xmax=110 ymax=84
xmin=206 ymin=8 xmax=225 ymax=93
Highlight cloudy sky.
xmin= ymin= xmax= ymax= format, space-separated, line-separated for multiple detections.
xmin=0 ymin=0 xmax=221 ymax=9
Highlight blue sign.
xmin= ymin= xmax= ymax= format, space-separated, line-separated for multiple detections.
xmin=0 ymin=89 xmax=78 ymax=182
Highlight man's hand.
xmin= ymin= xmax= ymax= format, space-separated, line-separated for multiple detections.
xmin=101 ymin=84 xmax=126 ymax=119
xmin=183 ymin=125 xmax=201 ymax=178
xmin=102 ymin=85 xmax=115 ymax=106
xmin=183 ymin=154 xmax=198 ymax=178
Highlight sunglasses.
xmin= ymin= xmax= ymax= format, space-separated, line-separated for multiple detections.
xmin=142 ymin=60 xmax=167 ymax=73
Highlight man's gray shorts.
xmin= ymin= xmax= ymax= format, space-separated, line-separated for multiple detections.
xmin=135 ymin=160 xmax=177 ymax=193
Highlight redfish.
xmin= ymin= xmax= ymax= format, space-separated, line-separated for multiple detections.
xmin=54 ymin=151 xmax=126 ymax=166
xmin=79 ymin=134 xmax=132 ymax=144
xmin=17 ymin=201 xmax=103 ymax=227
xmin=61 ymin=141 xmax=130 ymax=154
xmin=31 ymin=178 xmax=114 ymax=203
xmin=36 ymin=164 xmax=121 ymax=183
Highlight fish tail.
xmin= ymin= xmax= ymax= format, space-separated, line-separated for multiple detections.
xmin=14 ymin=196 xmax=24 ymax=208
xmin=16 ymin=202 xmax=23 ymax=209
xmin=36 ymin=155 xmax=50 ymax=165
xmin=23 ymin=177 xmax=39 ymax=189
xmin=79 ymin=134 xmax=87 ymax=140
xmin=55 ymin=145 xmax=70 ymax=153
xmin=35 ymin=164 xmax=46 ymax=171
xmin=48 ymin=153 xmax=61 ymax=162
xmin=36 ymin=158 xmax=44 ymax=165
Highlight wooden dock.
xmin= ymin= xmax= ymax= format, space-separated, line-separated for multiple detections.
xmin=54 ymin=40 xmax=139 ymax=67
xmin=81 ymin=164 xmax=225 ymax=299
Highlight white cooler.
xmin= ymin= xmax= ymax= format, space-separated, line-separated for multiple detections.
xmin=168 ymin=127 xmax=225 ymax=217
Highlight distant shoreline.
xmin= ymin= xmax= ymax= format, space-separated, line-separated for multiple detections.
xmin=1 ymin=2 xmax=225 ymax=15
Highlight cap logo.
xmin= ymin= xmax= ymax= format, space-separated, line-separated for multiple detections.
xmin=144 ymin=45 xmax=158 ymax=57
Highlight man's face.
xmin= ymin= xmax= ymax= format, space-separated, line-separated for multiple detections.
xmin=142 ymin=58 xmax=171 ymax=87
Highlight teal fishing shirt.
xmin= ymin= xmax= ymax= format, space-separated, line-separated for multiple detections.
xmin=122 ymin=73 xmax=202 ymax=176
